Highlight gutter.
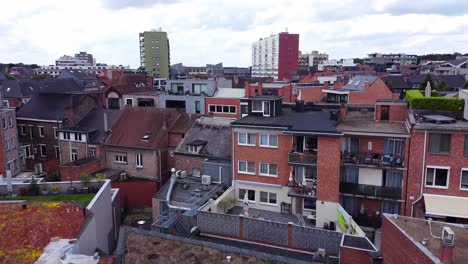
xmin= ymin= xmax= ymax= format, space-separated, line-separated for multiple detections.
xmin=166 ymin=168 xmax=192 ymax=211
xmin=411 ymin=129 xmax=427 ymax=217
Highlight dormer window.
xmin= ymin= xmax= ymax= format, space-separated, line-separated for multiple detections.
xmin=186 ymin=140 xmax=207 ymax=154
xmin=252 ymin=100 xmax=270 ymax=116
xmin=142 ymin=132 xmax=151 ymax=141
xmin=252 ymin=101 xmax=262 ymax=112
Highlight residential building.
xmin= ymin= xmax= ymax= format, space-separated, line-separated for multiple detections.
xmin=58 ymin=108 xmax=120 ymax=180
xmin=420 ymin=59 xmax=468 ymax=80
xmin=74 ymin=51 xmax=95 ymax=65
xmin=162 ymin=79 xmax=217 ymax=114
xmin=364 ymin=53 xmax=418 ymax=66
xmin=408 ymin=74 xmax=466 ymax=91
xmin=139 ymin=29 xmax=170 ymax=78
xmin=381 ymin=214 xmax=465 ymax=264
xmin=222 ymin=67 xmax=251 ymax=78
xmin=0 ymin=97 xmax=21 ymax=176
xmin=231 ymin=97 xmax=343 ymax=228
xmin=298 ymin=50 xmax=329 ymax=72
xmin=383 ymin=75 xmax=411 ymax=96
xmin=0 ymin=79 xmax=40 ymax=109
xmin=338 ymin=102 xmax=410 ymax=234
xmin=251 ymin=32 xmax=299 ymax=80
xmin=205 ymin=88 xmax=244 ymax=119
xmin=317 ymin=59 xmax=356 ymax=72
xmin=104 ymin=107 xmax=197 ymax=181
xmin=244 ymin=82 xmax=296 ymax=103
xmin=123 ymin=90 xmax=161 ymax=108
xmin=16 ymin=91 xmax=97 ymax=176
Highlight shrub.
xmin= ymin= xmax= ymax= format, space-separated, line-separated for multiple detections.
xmin=405 ymin=90 xmax=464 ymax=111
xmin=52 ymin=184 xmax=59 ymax=193
xmin=80 ymin=173 xmax=91 ymax=187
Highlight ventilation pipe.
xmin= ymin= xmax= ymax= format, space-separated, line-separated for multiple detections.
xmin=166 ymin=168 xmax=192 ymax=211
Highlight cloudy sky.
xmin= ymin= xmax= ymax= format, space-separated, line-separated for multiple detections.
xmin=0 ymin=0 xmax=467 ymax=68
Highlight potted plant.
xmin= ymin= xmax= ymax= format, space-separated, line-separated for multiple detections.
xmin=40 ymin=183 xmax=49 ymax=195
xmin=80 ymin=173 xmax=91 ymax=193
xmin=226 ymin=197 xmax=237 ymax=214
xmin=217 ymin=199 xmax=230 ymax=213
xmin=52 ymin=184 xmax=60 ymax=195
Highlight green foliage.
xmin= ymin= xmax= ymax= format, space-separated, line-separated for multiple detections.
xmin=353 ymin=58 xmax=364 ymax=64
xmin=95 ymin=173 xmax=106 ymax=181
xmin=31 ymin=73 xmax=50 ymax=80
xmin=217 ymin=196 xmax=237 ymax=213
xmin=4 ymin=73 xmax=16 ymax=80
xmin=464 ymin=82 xmax=468 ymax=89
xmin=418 ymin=74 xmax=436 ymax=91
xmin=0 ymin=193 xmax=95 ymax=207
xmin=52 ymin=184 xmax=59 ymax=193
xmin=437 ymin=81 xmax=451 ymax=91
xmin=405 ymin=90 xmax=464 ymax=111
xmin=80 ymin=173 xmax=91 ymax=187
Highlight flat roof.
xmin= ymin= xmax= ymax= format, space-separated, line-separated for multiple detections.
xmin=338 ymin=111 xmax=409 ymax=137
xmin=385 ymin=214 xmax=468 ymax=264
xmin=155 ymin=176 xmax=222 ymax=206
xmin=411 ymin=114 xmax=468 ymax=132
xmin=214 ymin=88 xmax=245 ymax=98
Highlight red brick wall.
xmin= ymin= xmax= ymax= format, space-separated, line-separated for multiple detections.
xmin=168 ymin=133 xmax=183 ymax=148
xmin=349 ymin=78 xmax=394 ymax=105
xmin=276 ymin=84 xmax=296 ymax=103
xmin=381 ymin=217 xmax=434 ymax=264
xmin=317 ymin=136 xmax=341 ymax=202
xmin=278 ymin=33 xmax=299 ymax=81
xmin=59 ymin=159 xmax=101 ymax=181
xmin=375 ymin=104 xmax=408 ymax=121
xmin=205 ymin=97 xmax=241 ymax=119
xmin=111 ymin=180 xmax=158 ymax=208
xmin=174 ymin=154 xmax=204 ymax=174
xmin=233 ymin=130 xmax=291 ymax=186
xmin=359 ymin=137 xmax=385 ymax=154
xmin=406 ymin=131 xmax=468 ymax=215
xmin=298 ymin=87 xmax=324 ymax=103
xmin=340 ymin=247 xmax=374 ymax=264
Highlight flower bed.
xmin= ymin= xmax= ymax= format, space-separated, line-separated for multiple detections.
xmin=0 ymin=202 xmax=85 ymax=264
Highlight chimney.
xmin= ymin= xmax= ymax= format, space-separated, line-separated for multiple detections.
xmin=245 ymin=82 xmax=250 ymax=97
xmin=440 ymin=227 xmax=455 ymax=264
xmin=364 ymin=80 xmax=370 ymax=90
xmin=103 ymin=110 xmax=108 ymax=131
xmin=339 ymin=104 xmax=347 ymax=119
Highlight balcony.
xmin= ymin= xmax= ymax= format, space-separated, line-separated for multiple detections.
xmin=340 ymin=182 xmax=402 ymax=200
xmin=288 ymin=182 xmax=317 ymax=198
xmin=288 ymin=152 xmax=317 ymax=166
xmin=341 ymin=151 xmax=404 ymax=169
xmin=353 ymin=214 xmax=382 ymax=229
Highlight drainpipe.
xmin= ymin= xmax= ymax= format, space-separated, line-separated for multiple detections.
xmin=411 ymin=130 xmax=427 ymax=217
xmin=166 ymin=168 xmax=191 ymax=211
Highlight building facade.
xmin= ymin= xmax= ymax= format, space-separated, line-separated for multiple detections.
xmin=251 ymin=32 xmax=299 ymax=80
xmin=139 ymin=29 xmax=170 ymax=78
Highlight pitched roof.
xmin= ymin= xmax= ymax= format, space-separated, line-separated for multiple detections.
xmin=17 ymin=93 xmax=87 ymax=121
xmin=444 ymin=59 xmax=468 ymax=67
xmin=0 ymin=79 xmax=40 ymax=98
xmin=342 ymin=76 xmax=378 ymax=91
xmin=408 ymin=74 xmax=466 ymax=89
xmin=58 ymin=70 xmax=101 ymax=89
xmin=38 ymin=78 xmax=84 ymax=94
xmin=175 ymin=117 xmax=232 ymax=160
xmin=232 ymin=108 xmax=341 ymax=135
xmin=382 ymin=76 xmax=410 ymax=91
xmin=105 ymin=107 xmax=195 ymax=149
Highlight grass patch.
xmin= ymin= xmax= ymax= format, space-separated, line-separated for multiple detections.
xmin=0 ymin=193 xmax=95 ymax=207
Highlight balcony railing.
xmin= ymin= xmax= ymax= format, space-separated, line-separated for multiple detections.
xmin=340 ymin=182 xmax=402 ymax=200
xmin=341 ymin=151 xmax=404 ymax=168
xmin=288 ymin=183 xmax=317 ymax=198
xmin=288 ymin=152 xmax=317 ymax=165
xmin=353 ymin=214 xmax=382 ymax=229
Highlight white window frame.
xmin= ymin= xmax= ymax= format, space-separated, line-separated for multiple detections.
xmin=238 ymin=188 xmax=256 ymax=203
xmin=90 ymin=147 xmax=96 ymax=157
xmin=63 ymin=132 xmax=70 ymax=140
xmin=259 ymin=162 xmax=278 ymax=177
xmin=125 ymin=98 xmax=134 ymax=106
xmin=259 ymin=134 xmax=278 ymax=148
xmin=238 ymin=160 xmax=255 ymax=175
xmin=136 ymin=153 xmax=143 ymax=168
xmin=460 ymin=168 xmax=468 ymax=191
xmin=38 ymin=126 xmax=45 ymax=137
xmin=208 ymin=104 xmax=237 ymax=114
xmin=5 ymin=138 xmax=9 ymax=151
xmin=53 ymin=127 xmax=58 ymax=139
xmin=2 ymin=118 xmax=7 ymax=129
xmin=23 ymin=145 xmax=33 ymax=158
xmin=20 ymin=125 xmax=26 ymax=136
xmin=238 ymin=132 xmax=256 ymax=146
xmin=115 ymin=154 xmax=127 ymax=164
xmin=3 ymin=100 xmax=9 ymax=108
xmin=71 ymin=148 xmax=78 ymax=161
xmin=425 ymin=166 xmax=450 ymax=189
xmin=28 ymin=126 xmax=33 ymax=139
xmin=39 ymin=144 xmax=46 ymax=157
xmin=10 ymin=138 xmax=15 ymax=149
xmin=259 ymin=191 xmax=278 ymax=206
xmin=8 ymin=116 xmax=13 ymax=127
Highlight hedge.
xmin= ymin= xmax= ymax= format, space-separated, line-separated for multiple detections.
xmin=405 ymin=90 xmax=465 ymax=111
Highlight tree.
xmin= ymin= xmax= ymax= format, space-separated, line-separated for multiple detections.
xmin=437 ymin=81 xmax=450 ymax=91
xmin=31 ymin=73 xmax=50 ymax=80
xmin=354 ymin=58 xmax=364 ymax=64
xmin=4 ymin=73 xmax=16 ymax=80
xmin=419 ymin=74 xmax=436 ymax=91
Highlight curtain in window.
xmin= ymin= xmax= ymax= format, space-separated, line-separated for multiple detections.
xmin=385 ymin=170 xmax=403 ymax=188
xmin=342 ymin=137 xmax=359 ymax=155
xmin=384 ymin=139 xmax=404 ymax=157
xmin=341 ymin=167 xmax=359 ymax=183
xmin=381 ymin=201 xmax=400 ymax=215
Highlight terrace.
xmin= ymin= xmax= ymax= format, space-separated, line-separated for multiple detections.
xmin=340 ymin=182 xmax=402 ymax=200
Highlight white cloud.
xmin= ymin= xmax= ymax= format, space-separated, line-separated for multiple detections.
xmin=0 ymin=0 xmax=467 ymax=68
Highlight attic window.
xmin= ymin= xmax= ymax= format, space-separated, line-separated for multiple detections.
xmin=142 ymin=133 xmax=151 ymax=141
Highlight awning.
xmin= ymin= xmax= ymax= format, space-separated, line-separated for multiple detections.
xmin=424 ymin=194 xmax=468 ymax=219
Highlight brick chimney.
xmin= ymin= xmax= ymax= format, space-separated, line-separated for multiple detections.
xmin=364 ymin=80 xmax=370 ymax=90
xmin=440 ymin=244 xmax=454 ymax=264
xmin=245 ymin=82 xmax=250 ymax=97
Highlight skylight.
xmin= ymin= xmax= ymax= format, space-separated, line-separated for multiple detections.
xmin=142 ymin=132 xmax=151 ymax=141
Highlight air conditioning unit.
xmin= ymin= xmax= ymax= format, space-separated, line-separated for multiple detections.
xmin=201 ymin=175 xmax=211 ymax=185
xmin=120 ymin=173 xmax=127 ymax=181
xmin=34 ymin=163 xmax=43 ymax=175
xmin=316 ymin=248 xmax=326 ymax=257
xmin=180 ymin=171 xmax=187 ymax=178
xmin=442 ymin=227 xmax=455 ymax=247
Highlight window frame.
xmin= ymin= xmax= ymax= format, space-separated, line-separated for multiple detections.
xmin=238 ymin=188 xmax=256 ymax=202
xmin=38 ymin=126 xmax=45 ymax=137
xmin=464 ymin=135 xmax=468 ymax=156
xmin=425 ymin=166 xmax=450 ymax=189
xmin=39 ymin=144 xmax=46 ymax=157
xmin=259 ymin=134 xmax=278 ymax=148
xmin=114 ymin=154 xmax=128 ymax=164
xmin=428 ymin=133 xmax=451 ymax=154
xmin=238 ymin=160 xmax=256 ymax=175
xmin=71 ymin=148 xmax=78 ymax=161
xmin=259 ymin=191 xmax=278 ymax=206
xmin=7 ymin=116 xmax=13 ymax=127
xmin=136 ymin=153 xmax=143 ymax=168
xmin=259 ymin=162 xmax=278 ymax=177
xmin=53 ymin=127 xmax=58 ymax=138
xmin=125 ymin=98 xmax=134 ymax=106
xmin=460 ymin=168 xmax=468 ymax=191
xmin=20 ymin=125 xmax=26 ymax=136
xmin=238 ymin=132 xmax=256 ymax=146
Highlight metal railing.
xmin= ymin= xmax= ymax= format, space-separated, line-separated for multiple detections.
xmin=288 ymin=152 xmax=317 ymax=165
xmin=339 ymin=182 xmax=402 ymax=199
xmin=341 ymin=151 xmax=405 ymax=168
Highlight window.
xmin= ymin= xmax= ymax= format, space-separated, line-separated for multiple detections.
xmin=90 ymin=147 xmax=96 ymax=157
xmin=263 ymin=101 xmax=270 ymax=116
xmin=24 ymin=145 xmax=32 ymax=158
xmin=29 ymin=126 xmax=34 ymax=139
xmin=260 ymin=191 xmax=277 ymax=205
xmin=297 ymin=166 xmax=317 ymax=181
xmin=252 ymin=101 xmax=262 ymax=112
xmin=195 ymin=101 xmax=201 ymax=114
xmin=2 ymin=100 xmax=9 ymax=108
xmin=304 ymin=197 xmax=316 ymax=211
xmin=426 ymin=166 xmax=449 ymax=188
xmin=38 ymin=127 xmax=44 ymax=137
xmin=115 ymin=154 xmax=127 ymax=164
xmin=20 ymin=125 xmax=26 ymax=135
xmin=108 ymin=98 xmax=120 ymax=109
xmin=260 ymin=134 xmax=278 ymax=147
xmin=208 ymin=104 xmax=236 ymax=114
xmin=71 ymin=149 xmax=78 ymax=161
xmin=259 ymin=163 xmax=278 ymax=176
xmin=39 ymin=144 xmax=46 ymax=157
xmin=192 ymin=83 xmax=207 ymax=94
xmin=63 ymin=132 xmax=70 ymax=140
xmin=4 ymin=138 xmax=9 ymax=151
xmin=55 ymin=146 xmax=59 ymax=158
xmin=53 ymin=127 xmax=58 ymax=138
xmin=10 ymin=138 xmax=15 ymax=149
xmin=125 ymin=98 xmax=133 ymax=106
xmin=238 ymin=161 xmax=255 ymax=174
xmin=429 ymin=133 xmax=451 ymax=154
xmin=74 ymin=133 xmax=82 ymax=141
xmin=136 ymin=153 xmax=143 ymax=168
xmin=2 ymin=118 xmax=6 ymax=129
xmin=238 ymin=189 xmax=255 ymax=202
xmin=8 ymin=116 xmax=12 ymax=127
xmin=170 ymin=83 xmax=184 ymax=94
xmin=238 ymin=132 xmax=255 ymax=145
xmin=461 ymin=169 xmax=468 ymax=190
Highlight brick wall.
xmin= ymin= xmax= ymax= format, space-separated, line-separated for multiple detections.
xmin=233 ymin=129 xmax=291 ymax=186
xmin=298 ymin=87 xmax=324 ymax=103
xmin=381 ymin=216 xmax=433 ymax=264
xmin=59 ymin=159 xmax=101 ymax=181
xmin=349 ymin=78 xmax=394 ymax=105
xmin=375 ymin=104 xmax=408 ymax=121
xmin=317 ymin=136 xmax=341 ymax=202
xmin=174 ymin=153 xmax=204 ymax=174
xmin=111 ymin=180 xmax=158 ymax=208
xmin=205 ymin=97 xmax=241 ymax=119
xmin=104 ymin=146 xmax=159 ymax=180
xmin=340 ymin=247 xmax=374 ymax=264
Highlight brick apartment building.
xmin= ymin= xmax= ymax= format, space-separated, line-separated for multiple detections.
xmin=205 ymin=88 xmax=244 ymax=119
xmin=231 ymin=96 xmax=342 ymax=228
xmin=0 ymin=103 xmax=21 ymax=176
xmin=244 ymin=82 xmax=296 ymax=103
